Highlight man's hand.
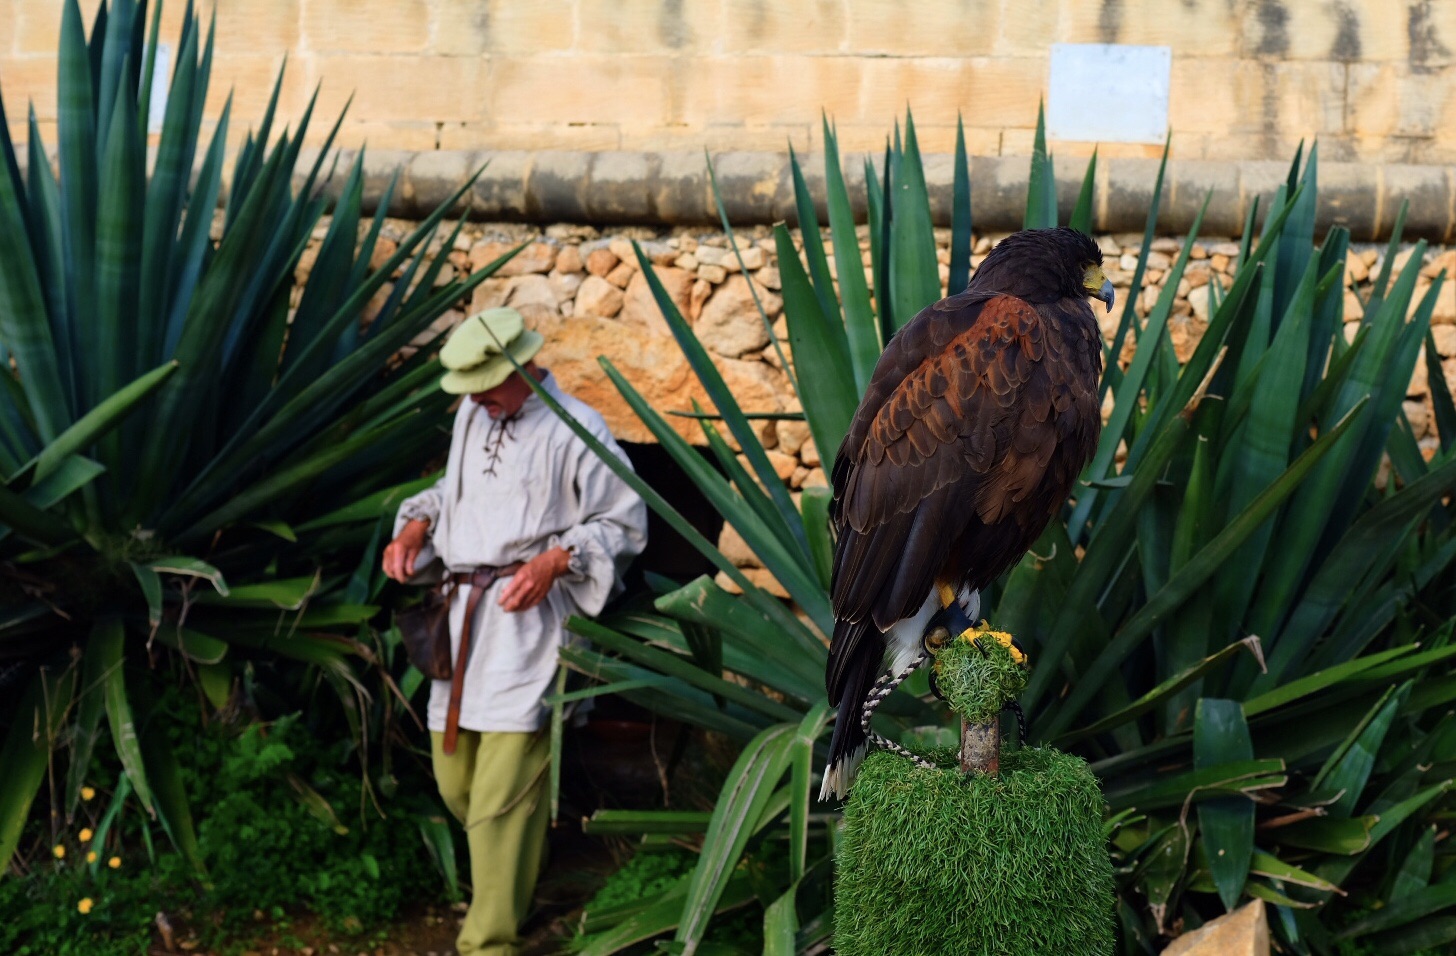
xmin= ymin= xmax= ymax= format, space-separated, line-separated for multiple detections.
xmin=382 ymin=519 xmax=431 ymax=583
xmin=498 ymin=547 xmax=572 ymax=612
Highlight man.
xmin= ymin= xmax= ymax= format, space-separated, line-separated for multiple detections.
xmin=382 ymin=307 xmax=648 ymax=956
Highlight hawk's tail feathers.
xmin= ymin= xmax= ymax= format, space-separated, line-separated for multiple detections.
xmin=819 ymin=650 xmax=879 ymax=801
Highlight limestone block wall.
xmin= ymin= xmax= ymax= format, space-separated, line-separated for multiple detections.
xmin=321 ymin=218 xmax=1456 ymax=594
xmin=6 ymin=0 xmax=1456 ymax=164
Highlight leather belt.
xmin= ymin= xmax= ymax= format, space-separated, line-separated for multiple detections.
xmin=442 ymin=562 xmax=526 ymax=755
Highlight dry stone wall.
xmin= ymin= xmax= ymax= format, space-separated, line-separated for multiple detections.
xmin=308 ymin=217 xmax=1456 ymax=595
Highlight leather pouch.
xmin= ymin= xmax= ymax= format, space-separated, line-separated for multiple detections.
xmin=397 ymin=584 xmax=453 ymax=680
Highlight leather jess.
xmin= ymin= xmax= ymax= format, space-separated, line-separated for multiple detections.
xmin=442 ymin=563 xmax=525 ymax=755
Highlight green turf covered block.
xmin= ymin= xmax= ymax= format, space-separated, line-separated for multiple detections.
xmin=834 ymin=625 xmax=1114 ymax=955
xmin=835 ymin=748 xmax=1116 ymax=955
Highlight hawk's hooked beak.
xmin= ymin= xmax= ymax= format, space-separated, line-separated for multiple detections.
xmin=1085 ymin=264 xmax=1115 ymax=310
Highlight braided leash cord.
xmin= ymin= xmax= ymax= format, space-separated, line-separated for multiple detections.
xmin=860 ymin=651 xmax=936 ymax=770
xmin=1005 ymin=701 xmax=1027 ymax=746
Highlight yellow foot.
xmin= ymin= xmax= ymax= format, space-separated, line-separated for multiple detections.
xmin=961 ymin=623 xmax=1027 ymax=665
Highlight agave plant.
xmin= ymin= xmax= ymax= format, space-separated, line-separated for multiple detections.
xmin=537 ymin=108 xmax=1456 ymax=956
xmin=0 ymin=0 xmax=505 ymax=873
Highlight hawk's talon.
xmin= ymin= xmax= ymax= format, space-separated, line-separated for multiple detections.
xmin=971 ymin=636 xmax=990 ymax=658
xmin=928 ymin=669 xmax=946 ymax=702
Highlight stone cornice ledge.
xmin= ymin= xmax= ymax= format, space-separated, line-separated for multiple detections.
xmin=304 ymin=149 xmax=1454 ymax=242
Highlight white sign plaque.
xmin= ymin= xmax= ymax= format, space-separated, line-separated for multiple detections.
xmin=1047 ymin=43 xmax=1171 ymax=144
xmin=146 ymin=43 xmax=172 ymax=135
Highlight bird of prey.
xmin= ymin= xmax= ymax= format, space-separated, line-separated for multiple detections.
xmin=820 ymin=227 xmax=1110 ymax=800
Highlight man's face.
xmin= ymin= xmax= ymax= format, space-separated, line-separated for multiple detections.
xmin=470 ymin=371 xmax=530 ymax=419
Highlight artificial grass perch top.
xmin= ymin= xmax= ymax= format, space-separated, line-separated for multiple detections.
xmin=834 ymin=625 xmax=1116 ymax=956
xmin=932 ymin=626 xmax=1029 ymax=726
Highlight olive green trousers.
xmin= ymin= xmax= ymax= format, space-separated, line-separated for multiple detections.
xmin=431 ymin=729 xmax=551 ymax=956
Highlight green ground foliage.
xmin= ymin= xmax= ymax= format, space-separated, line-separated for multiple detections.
xmin=935 ymin=633 xmax=1029 ymax=725
xmin=836 ymin=747 xmax=1115 ymax=956
xmin=0 ymin=692 xmax=447 ymax=956
xmin=572 ymin=846 xmax=780 ymax=955
xmin=581 ymin=849 xmax=699 ymax=915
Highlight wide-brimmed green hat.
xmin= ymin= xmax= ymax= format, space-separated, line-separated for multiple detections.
xmin=438 ymin=307 xmax=545 ymax=394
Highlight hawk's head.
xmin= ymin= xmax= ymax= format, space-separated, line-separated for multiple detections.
xmin=970 ymin=227 xmax=1115 ymax=312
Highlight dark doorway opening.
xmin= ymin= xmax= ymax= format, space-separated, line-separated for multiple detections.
xmin=555 ymin=440 xmax=727 ymax=836
xmin=616 ymin=440 xmax=723 ymax=589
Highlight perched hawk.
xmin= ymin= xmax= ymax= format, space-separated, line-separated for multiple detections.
xmin=821 ymin=228 xmax=1110 ymax=799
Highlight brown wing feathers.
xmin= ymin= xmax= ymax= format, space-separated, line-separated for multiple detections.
xmin=827 ymin=293 xmax=1096 ymax=705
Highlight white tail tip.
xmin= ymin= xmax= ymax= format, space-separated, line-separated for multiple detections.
xmin=818 ymin=742 xmax=869 ymax=802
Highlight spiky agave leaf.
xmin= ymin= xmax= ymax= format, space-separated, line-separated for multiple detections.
xmin=0 ymin=1 xmax=504 ymax=870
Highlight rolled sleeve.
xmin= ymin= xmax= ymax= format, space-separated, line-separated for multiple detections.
xmin=392 ymin=478 xmax=446 ymax=578
xmin=394 ymin=480 xmax=444 ymax=537
xmin=548 ymin=434 xmax=648 ymax=616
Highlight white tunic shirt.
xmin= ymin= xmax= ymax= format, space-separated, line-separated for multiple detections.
xmin=394 ymin=373 xmax=648 ymax=733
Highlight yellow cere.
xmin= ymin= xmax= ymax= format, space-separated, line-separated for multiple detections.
xmin=1083 ymin=264 xmax=1109 ymax=292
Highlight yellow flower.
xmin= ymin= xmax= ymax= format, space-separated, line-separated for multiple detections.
xmin=80 ymin=786 xmax=96 ymax=801
xmin=77 ymin=898 xmax=93 ymax=915
xmin=79 ymin=828 xmax=93 ymax=843
xmin=52 ymin=844 xmax=65 ymax=859
xmin=108 ymin=856 xmax=121 ymax=869
xmin=86 ymin=851 xmax=97 ymax=863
